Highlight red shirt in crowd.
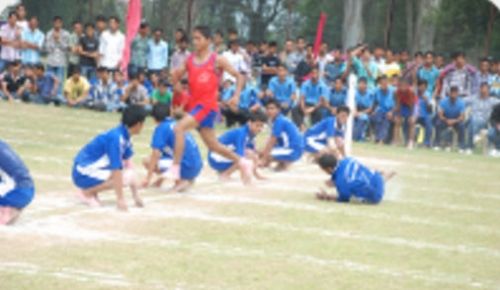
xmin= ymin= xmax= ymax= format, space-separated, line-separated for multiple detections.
xmin=395 ymin=88 xmax=418 ymax=107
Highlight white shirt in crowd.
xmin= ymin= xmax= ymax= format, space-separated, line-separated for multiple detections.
xmin=222 ymin=49 xmax=249 ymax=83
xmin=16 ymin=20 xmax=29 ymax=32
xmin=99 ymin=29 xmax=125 ymax=69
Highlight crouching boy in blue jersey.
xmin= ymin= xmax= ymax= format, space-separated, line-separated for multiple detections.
xmin=0 ymin=140 xmax=35 ymax=225
xmin=304 ymin=105 xmax=350 ymax=159
xmin=208 ymin=110 xmax=268 ymax=181
xmin=261 ymin=100 xmax=304 ymax=171
xmin=72 ymin=105 xmax=147 ymax=211
xmin=315 ymin=154 xmax=395 ymax=204
xmin=142 ymin=104 xmax=203 ymax=192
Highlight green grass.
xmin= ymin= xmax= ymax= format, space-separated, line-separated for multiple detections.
xmin=0 ymin=103 xmax=499 ymax=290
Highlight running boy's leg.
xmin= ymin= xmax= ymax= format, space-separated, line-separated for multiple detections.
xmin=172 ymin=114 xmax=199 ymax=177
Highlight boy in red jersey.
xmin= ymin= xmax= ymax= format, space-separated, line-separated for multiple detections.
xmin=170 ymin=26 xmax=252 ymax=184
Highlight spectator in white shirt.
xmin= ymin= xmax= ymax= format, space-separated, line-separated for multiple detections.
xmin=222 ymin=40 xmax=249 ymax=83
xmin=15 ymin=4 xmax=29 ymax=31
xmin=98 ymin=16 xmax=125 ymax=72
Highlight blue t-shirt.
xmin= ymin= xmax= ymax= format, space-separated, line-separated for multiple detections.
xmin=268 ymin=76 xmax=297 ymax=104
xmin=0 ymin=140 xmax=34 ymax=189
xmin=332 ymin=157 xmax=380 ymax=203
xmin=36 ymin=73 xmax=56 ymax=98
xmin=217 ymin=124 xmax=255 ymax=157
xmin=151 ymin=118 xmax=202 ymax=166
xmin=272 ymin=114 xmax=303 ymax=149
xmin=417 ymin=66 xmax=439 ymax=95
xmin=300 ymin=79 xmax=328 ymax=106
xmin=373 ymin=87 xmax=395 ymax=113
xmin=324 ymin=62 xmax=346 ymax=83
xmin=355 ymin=89 xmax=374 ymax=110
xmin=439 ymin=97 xmax=465 ymax=119
xmin=329 ymin=87 xmax=347 ymax=107
xmin=221 ymin=85 xmax=235 ymax=102
xmin=305 ymin=117 xmax=344 ymax=140
xmin=417 ymin=91 xmax=431 ymax=118
xmin=239 ymin=84 xmax=261 ymax=110
xmin=74 ymin=125 xmax=133 ymax=170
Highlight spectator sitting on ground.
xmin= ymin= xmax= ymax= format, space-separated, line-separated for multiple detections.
xmin=1 ymin=61 xmax=29 ymax=102
xmin=488 ymin=103 xmax=500 ymax=157
xmin=151 ymin=79 xmax=172 ymax=105
xmin=415 ymin=79 xmax=433 ymax=148
xmin=266 ymin=64 xmax=297 ymax=115
xmin=464 ymin=83 xmax=500 ymax=154
xmin=112 ymin=71 xmax=128 ymax=103
xmin=121 ymin=73 xmax=150 ymax=108
xmin=89 ymin=67 xmax=119 ymax=112
xmin=435 ymin=86 xmax=466 ymax=152
xmin=353 ymin=77 xmax=374 ymax=142
xmin=326 ymin=77 xmax=347 ymax=116
xmin=32 ymin=64 xmax=59 ymax=105
xmin=63 ymin=66 xmax=90 ymax=107
xmin=292 ymin=65 xmax=328 ymax=130
xmin=372 ymin=75 xmax=396 ymax=145
xmin=393 ymin=79 xmax=418 ymax=149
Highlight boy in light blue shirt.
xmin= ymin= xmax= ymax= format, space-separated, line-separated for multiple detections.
xmin=266 ymin=64 xmax=297 ymax=115
xmin=435 ymin=86 xmax=466 ymax=150
xmin=292 ymin=66 xmax=328 ymax=129
xmin=371 ymin=75 xmax=395 ymax=144
xmin=353 ymin=77 xmax=374 ymax=141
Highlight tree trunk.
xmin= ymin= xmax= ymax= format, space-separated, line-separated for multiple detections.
xmin=186 ymin=0 xmax=195 ymax=34
xmin=406 ymin=0 xmax=414 ymax=52
xmin=483 ymin=2 xmax=497 ymax=57
xmin=413 ymin=0 xmax=441 ymax=52
xmin=342 ymin=0 xmax=365 ymax=49
xmin=383 ymin=0 xmax=396 ymax=49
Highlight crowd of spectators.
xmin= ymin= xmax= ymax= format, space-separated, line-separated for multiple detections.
xmin=1 ymin=4 xmax=499 ymax=156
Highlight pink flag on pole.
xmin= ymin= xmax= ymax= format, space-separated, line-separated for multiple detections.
xmin=120 ymin=0 xmax=142 ymax=75
xmin=313 ymin=12 xmax=327 ymax=58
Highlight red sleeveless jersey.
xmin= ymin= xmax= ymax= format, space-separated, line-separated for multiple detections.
xmin=186 ymin=52 xmax=220 ymax=111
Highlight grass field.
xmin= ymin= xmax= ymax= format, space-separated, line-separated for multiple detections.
xmin=0 ymin=103 xmax=499 ymax=290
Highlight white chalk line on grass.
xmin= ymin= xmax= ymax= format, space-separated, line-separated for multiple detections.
xmin=14 ymin=195 xmax=500 ymax=261
xmin=2 ymin=209 xmax=498 ymax=289
xmin=0 ymin=262 xmax=204 ymax=290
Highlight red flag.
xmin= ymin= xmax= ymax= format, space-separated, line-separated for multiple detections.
xmin=120 ymin=0 xmax=142 ymax=75
xmin=313 ymin=12 xmax=327 ymax=58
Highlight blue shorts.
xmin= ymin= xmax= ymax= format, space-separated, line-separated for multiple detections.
xmin=399 ymin=105 xmax=417 ymax=118
xmin=367 ymin=173 xmax=385 ymax=204
xmin=159 ymin=156 xmax=203 ymax=180
xmin=72 ymin=163 xmax=109 ymax=190
xmin=0 ymin=187 xmax=34 ymax=209
xmin=208 ymin=151 xmax=233 ymax=173
xmin=190 ymin=105 xmax=217 ymax=129
xmin=271 ymin=146 xmax=303 ymax=162
xmin=304 ymin=137 xmax=327 ymax=153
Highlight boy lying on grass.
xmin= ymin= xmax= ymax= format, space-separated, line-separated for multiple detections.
xmin=316 ymin=153 xmax=395 ymax=204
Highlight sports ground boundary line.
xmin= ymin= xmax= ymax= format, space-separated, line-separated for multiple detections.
xmin=2 ymin=209 xmax=497 ymax=290
xmin=13 ymin=195 xmax=500 ymax=260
